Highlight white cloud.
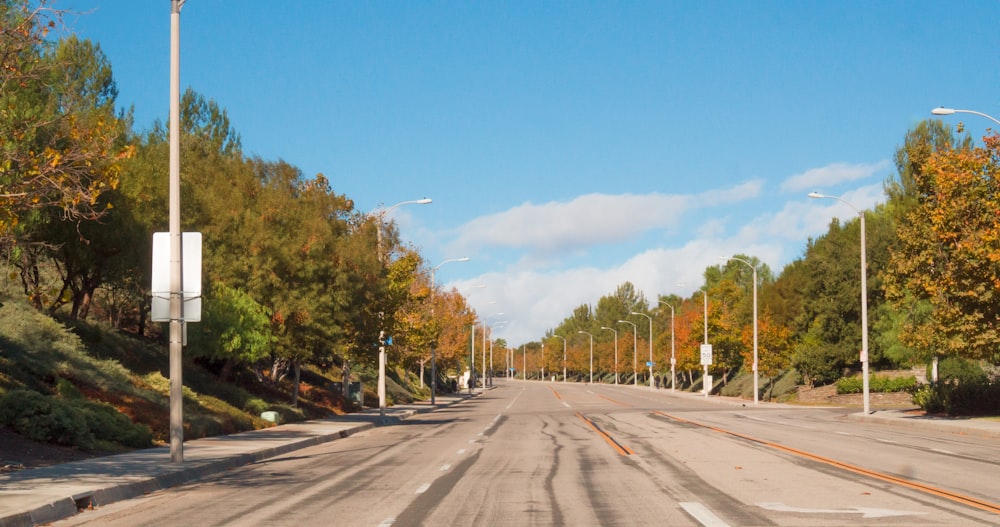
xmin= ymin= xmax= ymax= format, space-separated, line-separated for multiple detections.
xmin=445 ymin=180 xmax=764 ymax=259
xmin=780 ymin=160 xmax=891 ymax=193
xmin=440 ymin=180 xmax=888 ymax=346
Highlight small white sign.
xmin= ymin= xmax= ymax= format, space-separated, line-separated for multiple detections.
xmin=151 ymin=232 xmax=202 ymax=322
xmin=700 ymin=344 xmax=713 ymax=365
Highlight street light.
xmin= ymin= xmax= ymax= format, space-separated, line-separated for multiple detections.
xmin=554 ymin=334 xmax=567 ymax=383
xmin=600 ymin=326 xmax=619 ymax=384
xmin=631 ymin=312 xmax=654 ymax=389
xmin=680 ymin=282 xmax=710 ymax=397
xmin=809 ymin=191 xmax=870 ymax=414
xmin=374 ymin=198 xmax=433 ymax=420
xmin=429 ymin=256 xmax=470 ymax=404
xmin=618 ymin=320 xmax=638 ymax=387
xmin=722 ymin=256 xmax=759 ymax=405
xmin=658 ymin=300 xmax=676 ymax=391
xmin=167 ymin=0 xmax=185 ymax=463
xmin=578 ymin=330 xmax=594 ymax=384
xmin=931 ymin=107 xmax=1000 ymax=126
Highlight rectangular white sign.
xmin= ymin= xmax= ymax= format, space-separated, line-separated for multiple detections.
xmin=151 ymin=232 xmax=202 ymax=322
xmin=700 ymin=344 xmax=713 ymax=366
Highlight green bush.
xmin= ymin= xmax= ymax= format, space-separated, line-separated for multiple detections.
xmin=836 ymin=375 xmax=916 ymax=394
xmin=913 ymin=380 xmax=1000 ymax=416
xmin=0 ymin=388 xmax=152 ymax=450
xmin=0 ymin=389 xmax=90 ymax=446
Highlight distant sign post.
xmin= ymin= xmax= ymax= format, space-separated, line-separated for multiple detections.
xmin=700 ymin=344 xmax=713 ymax=397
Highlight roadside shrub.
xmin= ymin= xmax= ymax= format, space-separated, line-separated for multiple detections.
xmin=913 ymin=380 xmax=1000 ymax=416
xmin=0 ymin=388 xmax=152 ymax=450
xmin=836 ymin=375 xmax=916 ymax=394
xmin=928 ymin=356 xmax=987 ymax=385
xmin=0 ymin=389 xmax=91 ymax=446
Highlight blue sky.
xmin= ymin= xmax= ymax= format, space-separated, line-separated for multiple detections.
xmin=62 ymin=1 xmax=1000 ymax=346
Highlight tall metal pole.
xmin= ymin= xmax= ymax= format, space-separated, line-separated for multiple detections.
xmin=703 ymin=290 xmax=709 ymax=397
xmin=859 ymin=212 xmax=869 ymax=414
xmin=618 ymin=320 xmax=637 ymax=386
xmin=375 ymin=199 xmax=431 ymax=414
xmin=632 ymin=312 xmax=653 ymax=389
xmin=168 ymin=0 xmax=185 ymax=464
xmin=481 ymin=323 xmax=486 ymax=388
xmin=659 ymin=301 xmax=677 ymax=391
xmin=428 ymin=256 xmax=467 ymax=403
xmin=601 ymin=327 xmax=618 ymax=384
xmin=470 ymin=323 xmax=475 ymax=392
xmin=578 ymin=331 xmax=594 ymax=384
xmin=724 ymin=257 xmax=759 ymax=405
xmin=554 ymin=335 xmax=566 ymax=383
xmin=522 ymin=344 xmax=526 ymax=379
xmin=540 ymin=343 xmax=545 ymax=380
xmin=809 ymin=193 xmax=870 ymax=414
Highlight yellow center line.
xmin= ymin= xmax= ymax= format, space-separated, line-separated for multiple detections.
xmin=653 ymin=410 xmax=1000 ymax=516
xmin=576 ymin=412 xmax=635 ymax=456
xmin=598 ymin=394 xmax=631 ymax=407
xmin=549 ymin=386 xmax=562 ymax=400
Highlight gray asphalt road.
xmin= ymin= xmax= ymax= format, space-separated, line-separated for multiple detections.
xmin=56 ymin=380 xmax=1000 ymax=526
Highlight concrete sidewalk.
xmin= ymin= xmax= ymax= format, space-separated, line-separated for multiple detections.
xmin=0 ymin=393 xmax=475 ymax=527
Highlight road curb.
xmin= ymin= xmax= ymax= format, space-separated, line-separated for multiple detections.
xmin=848 ymin=411 xmax=1000 ymax=439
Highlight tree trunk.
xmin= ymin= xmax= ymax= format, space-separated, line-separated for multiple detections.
xmin=291 ymin=360 xmax=301 ymax=407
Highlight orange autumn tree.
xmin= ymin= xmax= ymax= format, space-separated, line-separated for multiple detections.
xmin=887 ymin=132 xmax=1000 ymax=362
xmin=740 ymin=312 xmax=792 ymax=400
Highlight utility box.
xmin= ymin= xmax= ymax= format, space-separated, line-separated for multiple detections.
xmin=260 ymin=411 xmax=279 ymax=424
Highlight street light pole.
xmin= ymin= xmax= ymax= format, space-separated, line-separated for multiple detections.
xmin=375 ymin=198 xmax=432 ymax=421
xmin=600 ymin=327 xmax=619 ymax=384
xmin=578 ymin=331 xmax=594 ymax=384
xmin=554 ymin=334 xmax=566 ymax=383
xmin=618 ymin=320 xmax=637 ymax=386
xmin=168 ymin=0 xmax=185 ymax=463
xmin=723 ymin=256 xmax=759 ymax=405
xmin=631 ymin=312 xmax=654 ymax=389
xmin=429 ymin=256 xmax=470 ymax=404
xmin=658 ymin=300 xmax=676 ymax=391
xmin=931 ymin=107 xmax=1000 ymax=126
xmin=809 ymin=192 xmax=869 ymax=414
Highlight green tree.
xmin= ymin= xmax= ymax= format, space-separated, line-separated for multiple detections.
xmin=0 ymin=7 xmax=130 ymax=236
xmin=188 ymin=283 xmax=274 ymax=381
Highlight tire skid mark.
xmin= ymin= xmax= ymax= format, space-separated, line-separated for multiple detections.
xmin=576 ymin=412 xmax=635 ymax=456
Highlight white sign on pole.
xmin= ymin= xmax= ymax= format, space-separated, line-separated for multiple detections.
xmin=700 ymin=344 xmax=713 ymax=366
xmin=151 ymin=232 xmax=202 ymax=322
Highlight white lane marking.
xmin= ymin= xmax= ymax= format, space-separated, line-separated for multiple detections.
xmin=835 ymin=431 xmax=852 ymax=436
xmin=931 ymin=448 xmax=955 ymax=455
xmin=876 ymin=438 xmax=897 ymax=444
xmin=457 ymin=449 xmax=466 ymax=455
xmin=758 ymin=502 xmax=922 ymax=519
xmin=416 ymin=483 xmax=430 ymax=494
xmin=562 ymin=401 xmax=571 ymax=408
xmin=440 ymin=464 xmax=451 ymax=471
xmin=506 ymin=387 xmax=526 ymax=409
xmin=379 ymin=518 xmax=394 ymax=526
xmin=679 ymin=502 xmax=730 ymax=527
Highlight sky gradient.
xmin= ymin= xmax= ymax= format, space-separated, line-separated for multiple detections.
xmin=62 ymin=0 xmax=1000 ymax=345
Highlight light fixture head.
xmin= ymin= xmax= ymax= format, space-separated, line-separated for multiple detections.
xmin=808 ymin=191 xmax=825 ymax=199
xmin=931 ymin=107 xmax=955 ymax=116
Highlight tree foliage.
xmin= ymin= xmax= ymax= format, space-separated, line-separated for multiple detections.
xmin=886 ymin=131 xmax=1000 ymax=362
